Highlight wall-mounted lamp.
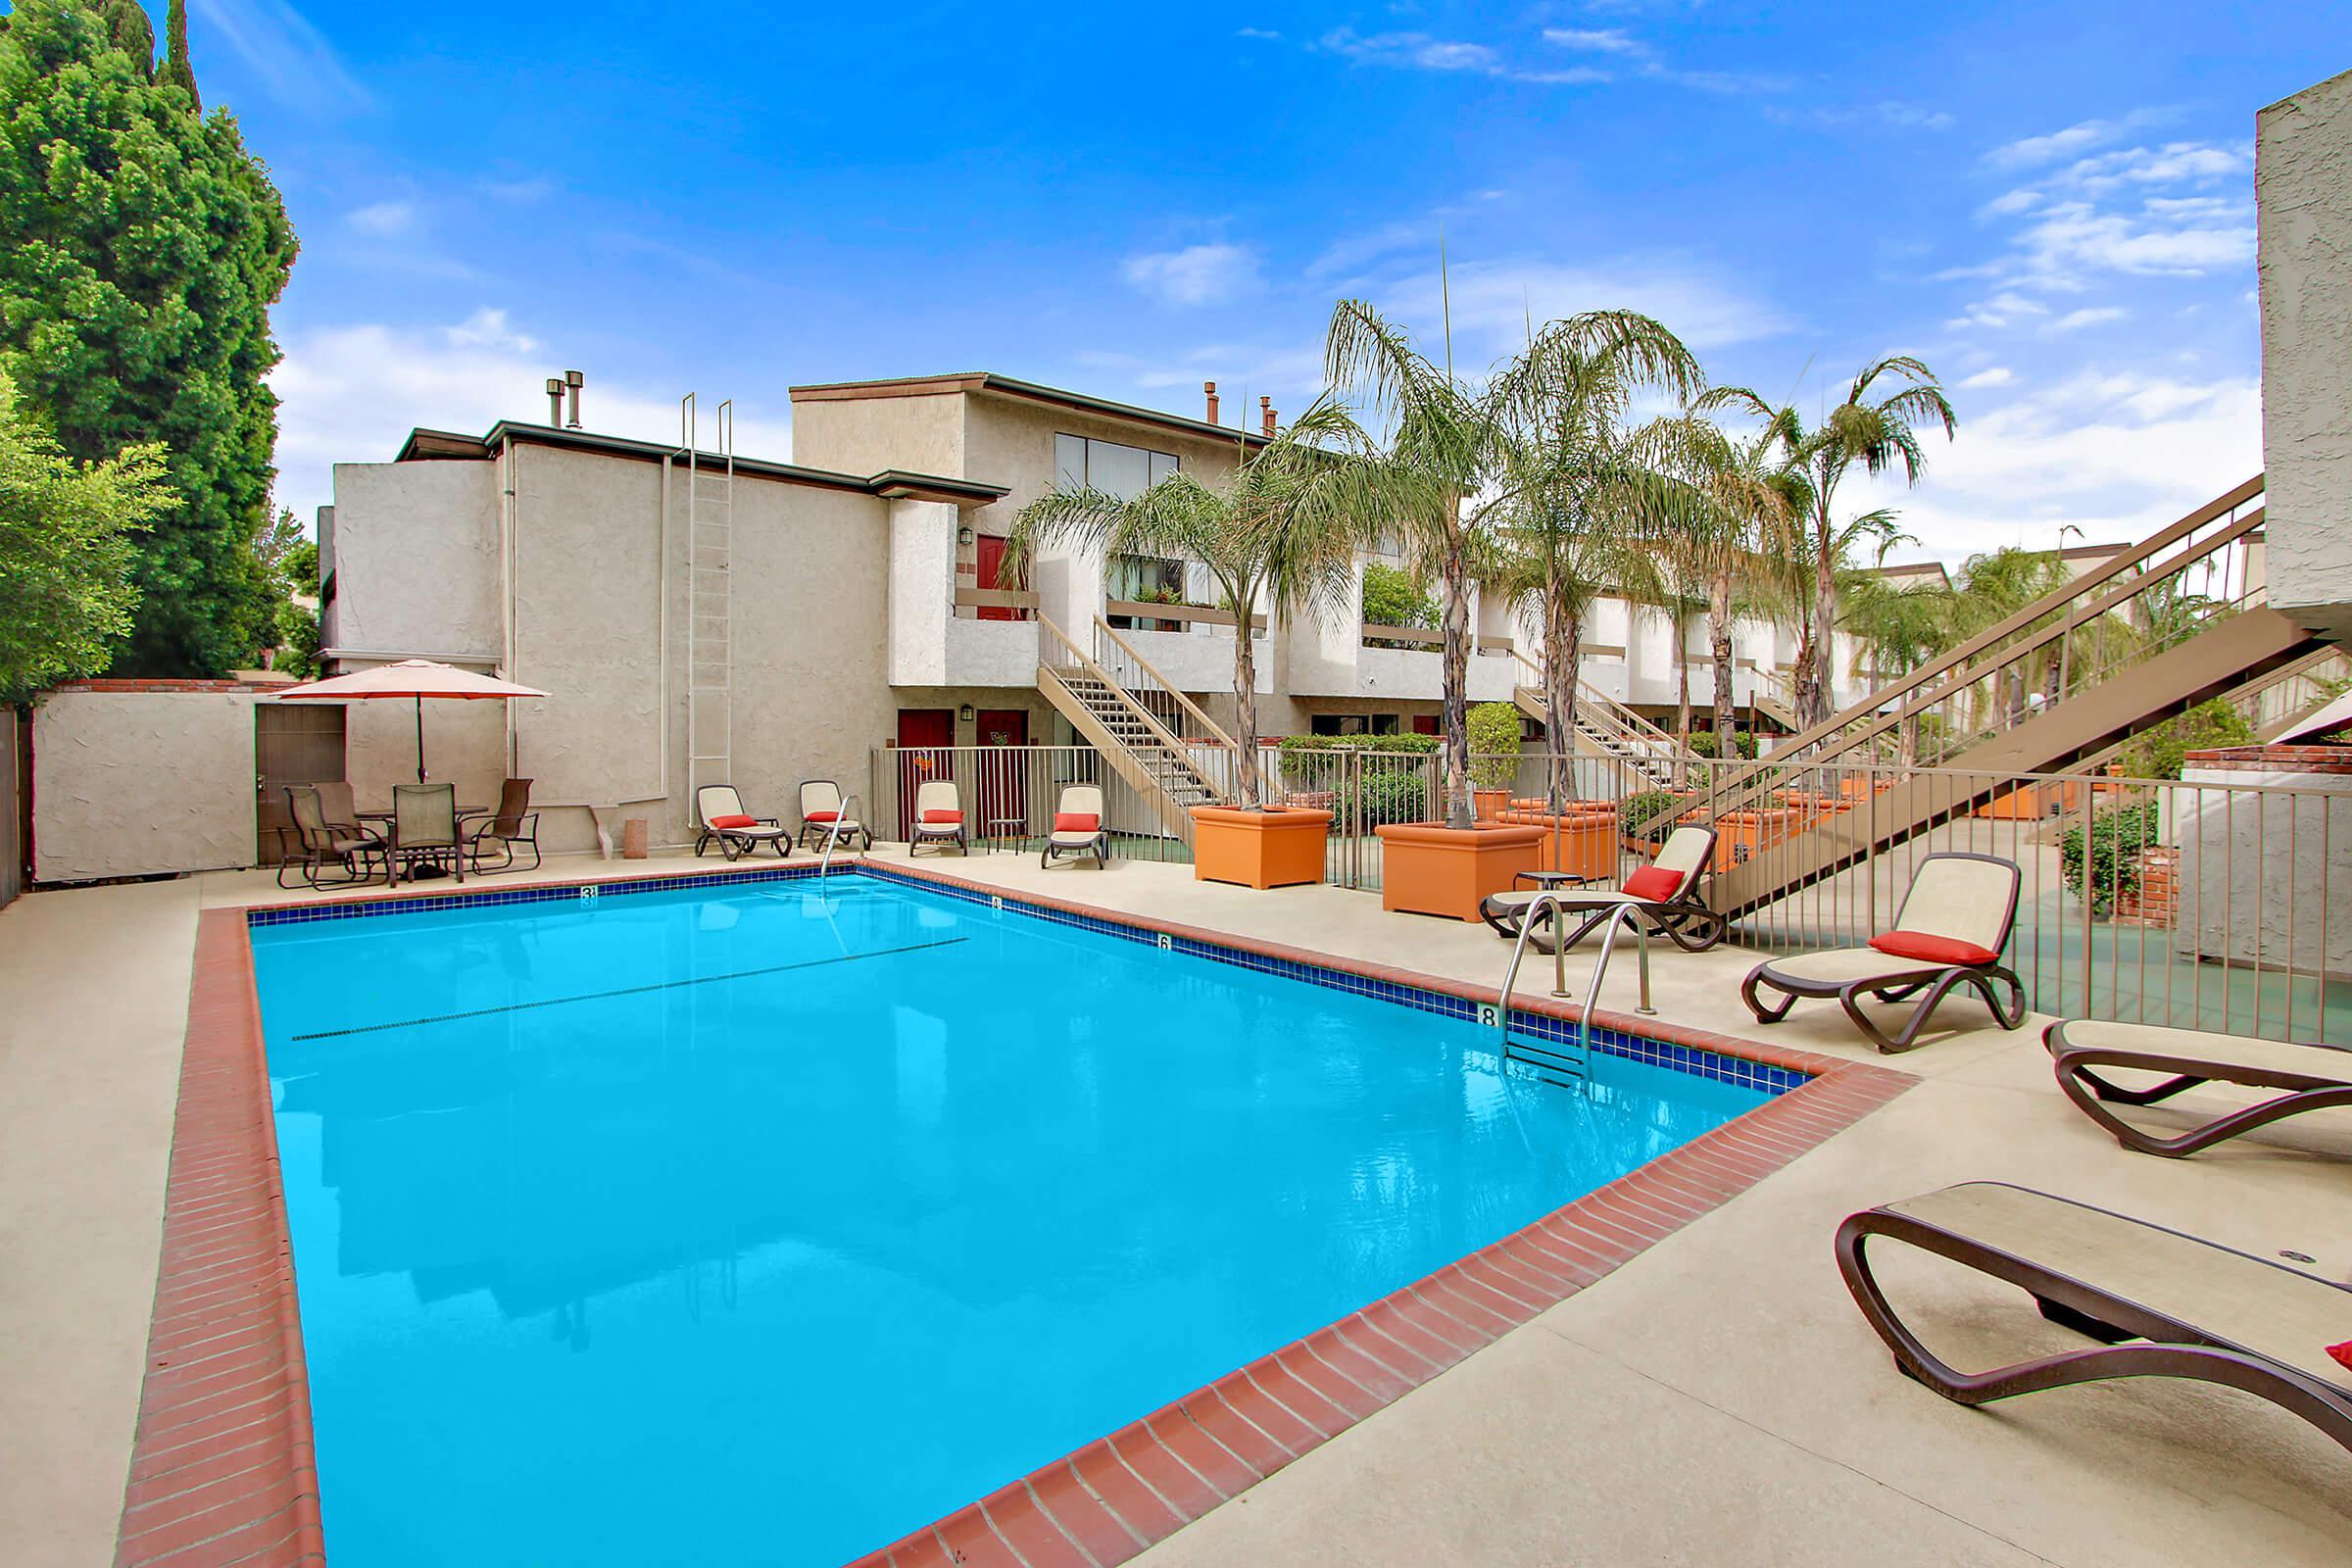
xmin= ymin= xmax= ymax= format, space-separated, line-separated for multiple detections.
xmin=958 ymin=704 xmax=976 ymax=723
xmin=957 ymin=525 xmax=975 ymax=547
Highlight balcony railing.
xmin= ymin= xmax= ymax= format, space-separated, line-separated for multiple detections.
xmin=1357 ymin=623 xmax=1520 ymax=656
xmin=1103 ymin=598 xmax=1268 ymax=634
xmin=951 ymin=586 xmax=1037 ymax=621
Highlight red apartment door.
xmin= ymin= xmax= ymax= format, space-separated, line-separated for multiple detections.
xmin=974 ymin=534 xmax=1024 ymax=620
xmin=974 ymin=709 xmax=1028 ymax=833
xmin=895 ymin=709 xmax=955 ymax=838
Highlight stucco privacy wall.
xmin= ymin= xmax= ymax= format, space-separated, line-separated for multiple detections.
xmin=33 ymin=690 xmax=257 ymax=881
xmin=2258 ymin=67 xmax=2352 ymax=639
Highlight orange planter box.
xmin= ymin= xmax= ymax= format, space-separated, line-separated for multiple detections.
xmin=1374 ymin=821 xmax=1545 ymax=921
xmin=1496 ymin=805 xmax=1621 ymax=881
xmin=1190 ymin=806 xmax=1333 ymax=890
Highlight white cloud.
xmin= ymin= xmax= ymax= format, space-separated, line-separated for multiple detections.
xmin=1874 ymin=100 xmax=1953 ymax=130
xmin=479 ymin=176 xmax=554 ymax=203
xmin=1949 ymin=131 xmax=2254 ymax=295
xmin=268 ymin=312 xmax=793 ymax=527
xmin=2048 ymin=305 xmax=2128 ymax=331
xmin=1236 ymin=27 xmax=1282 ymax=41
xmin=191 ymin=0 xmax=370 ymax=115
xmin=1120 ymin=243 xmax=1263 ymax=307
xmin=1977 ymin=188 xmax=2040 ymax=219
xmin=1543 ymin=26 xmax=1647 ymax=54
xmin=1320 ymin=28 xmax=1498 ymax=74
xmin=1852 ymin=368 xmax=2259 ymax=563
xmin=346 ymin=200 xmax=415 ymax=237
xmin=1984 ymin=119 xmax=2117 ymax=170
xmin=1957 ymin=367 xmax=2015 ymax=388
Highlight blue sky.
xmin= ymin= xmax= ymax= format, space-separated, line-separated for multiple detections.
xmin=175 ymin=1 xmax=2341 ymax=563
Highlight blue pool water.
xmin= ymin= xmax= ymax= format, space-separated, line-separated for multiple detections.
xmin=250 ymin=875 xmax=1771 ymax=1565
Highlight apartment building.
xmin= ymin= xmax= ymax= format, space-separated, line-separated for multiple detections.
xmin=315 ymin=371 xmax=1868 ymax=851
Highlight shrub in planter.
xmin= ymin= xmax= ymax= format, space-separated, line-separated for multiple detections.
xmin=1621 ymin=788 xmax=1685 ymax=842
xmin=1467 ymin=703 xmax=1523 ymax=790
xmin=1350 ymin=768 xmax=1428 ymax=826
xmin=1687 ymin=729 xmax=1757 ymax=760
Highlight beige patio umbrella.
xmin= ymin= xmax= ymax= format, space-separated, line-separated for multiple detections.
xmin=270 ymin=659 xmax=549 ymax=782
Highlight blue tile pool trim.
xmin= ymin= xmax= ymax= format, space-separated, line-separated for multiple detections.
xmin=241 ymin=859 xmax=1810 ymax=1099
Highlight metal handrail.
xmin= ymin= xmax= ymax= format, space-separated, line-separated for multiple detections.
xmin=1496 ymin=896 xmax=1657 ymax=1083
xmin=1035 ymin=612 xmax=1227 ymax=800
xmin=1092 ymin=615 xmax=1241 ymax=752
xmin=1511 ymin=647 xmax=1679 ymax=752
xmin=816 ymin=792 xmax=859 ymax=877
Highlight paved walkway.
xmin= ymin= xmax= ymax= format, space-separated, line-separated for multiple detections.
xmin=2 ymin=847 xmax=2347 ymax=1565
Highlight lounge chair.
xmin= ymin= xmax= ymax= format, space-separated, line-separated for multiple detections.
xmin=276 ymin=784 xmax=384 ymax=889
xmin=1836 ymin=1181 xmax=2352 ymax=1454
xmin=907 ymin=779 xmax=968 ymax=857
xmin=1479 ymin=824 xmax=1725 ymax=954
xmin=387 ymin=782 xmax=466 ymax=887
xmin=797 ymin=779 xmax=873 ymax=853
xmin=1042 ymin=784 xmax=1109 ymax=868
xmin=1740 ymin=851 xmax=2027 ymax=1053
xmin=695 ymin=785 xmax=794 ymax=860
xmin=2044 ymin=1019 xmax=2352 ymax=1158
xmin=463 ymin=778 xmax=542 ymax=874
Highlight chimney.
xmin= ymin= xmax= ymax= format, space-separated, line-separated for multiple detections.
xmin=545 ymin=377 xmax=564 ymax=425
xmin=564 ymin=369 xmax=584 ymax=429
xmin=1260 ymin=396 xmax=1277 ymax=437
xmin=1203 ymin=380 xmax=1220 ymax=425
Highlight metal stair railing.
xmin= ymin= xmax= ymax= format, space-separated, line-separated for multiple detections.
xmin=1034 ymin=612 xmax=1231 ymax=813
xmin=1511 ymin=648 xmax=1683 ymax=760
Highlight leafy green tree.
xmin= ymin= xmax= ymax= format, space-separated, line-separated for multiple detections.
xmin=1360 ymin=560 xmax=1437 ymax=636
xmin=0 ymin=367 xmax=174 ymax=694
xmin=159 ymin=0 xmax=195 ymax=109
xmin=0 ymin=0 xmax=297 ymax=675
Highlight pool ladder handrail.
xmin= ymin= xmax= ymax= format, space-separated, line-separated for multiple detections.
xmin=816 ymin=792 xmax=860 ymax=879
xmin=1496 ymin=895 xmax=1658 ymax=1082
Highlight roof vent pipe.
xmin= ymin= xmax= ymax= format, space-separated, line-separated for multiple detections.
xmin=545 ymin=377 xmax=564 ymax=425
xmin=1203 ymin=380 xmax=1220 ymax=425
xmin=564 ymin=370 xmax=584 ymax=429
xmin=1260 ymin=396 xmax=1276 ymax=437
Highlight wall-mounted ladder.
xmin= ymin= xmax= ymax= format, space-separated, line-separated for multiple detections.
xmin=682 ymin=394 xmax=735 ymax=798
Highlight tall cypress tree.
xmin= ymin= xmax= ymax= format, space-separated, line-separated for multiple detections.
xmin=159 ymin=0 xmax=194 ymax=111
xmin=0 ymin=1 xmax=297 ymax=674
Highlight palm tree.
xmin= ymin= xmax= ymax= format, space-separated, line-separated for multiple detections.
xmin=1946 ymin=546 xmax=2072 ymax=733
xmin=1000 ymin=399 xmax=1368 ymax=808
xmin=1838 ymin=568 xmax=1952 ymax=762
xmin=1322 ymin=297 xmax=1505 ymax=827
xmin=1720 ymin=358 xmax=1956 ymax=730
xmin=1485 ymin=313 xmax=1698 ymax=779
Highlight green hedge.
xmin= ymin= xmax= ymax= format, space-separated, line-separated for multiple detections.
xmin=1277 ymin=732 xmax=1442 ymax=755
xmin=2059 ymin=801 xmax=2163 ymax=910
xmin=1687 ymin=729 xmax=1757 ymax=760
xmin=1621 ymin=789 xmax=1686 ymax=840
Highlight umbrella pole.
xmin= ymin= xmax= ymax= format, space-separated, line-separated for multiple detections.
xmin=416 ymin=695 xmax=427 ymax=783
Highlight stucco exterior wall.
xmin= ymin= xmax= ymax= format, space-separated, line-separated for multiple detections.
xmin=790 ymin=393 xmax=964 ymax=482
xmin=33 ymin=692 xmax=258 ymax=882
xmin=2257 ymin=67 xmax=2352 ymax=638
xmin=2176 ymin=763 xmax=2352 ymax=975
xmin=324 ymin=459 xmax=502 ymax=658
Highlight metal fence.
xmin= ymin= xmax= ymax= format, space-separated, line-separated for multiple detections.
xmin=867 ymin=745 xmax=1194 ymax=862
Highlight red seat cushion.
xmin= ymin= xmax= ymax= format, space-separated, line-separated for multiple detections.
xmin=805 ymin=809 xmax=839 ymax=823
xmin=708 ymin=813 xmax=757 ymax=830
xmin=1623 ymin=865 xmax=1683 ymax=901
xmin=1055 ymin=812 xmax=1102 ymax=833
xmin=1870 ymin=930 xmax=2000 ymax=966
xmin=920 ymin=809 xmax=962 ymax=824
xmin=2329 ymin=1342 xmax=2352 ymax=1374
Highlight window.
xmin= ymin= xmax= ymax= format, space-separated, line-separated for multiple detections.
xmin=1107 ymin=553 xmax=1186 ymax=630
xmin=1054 ymin=433 xmax=1179 ymax=500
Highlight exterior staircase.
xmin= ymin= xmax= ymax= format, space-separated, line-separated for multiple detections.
xmin=1034 ymin=614 xmax=1233 ymax=840
xmin=1704 ymin=475 xmax=2327 ymax=916
xmin=1510 ymin=652 xmax=1686 ymax=787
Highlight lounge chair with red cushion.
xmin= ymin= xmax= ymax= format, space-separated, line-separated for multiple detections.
xmin=797 ymin=779 xmax=873 ymax=852
xmin=1041 ymin=783 xmax=1109 ymax=868
xmin=695 ymin=784 xmax=793 ymax=860
xmin=1740 ymin=851 xmax=2027 ymax=1053
xmin=1479 ymin=824 xmax=1725 ymax=954
xmin=908 ymin=779 xmax=968 ymax=857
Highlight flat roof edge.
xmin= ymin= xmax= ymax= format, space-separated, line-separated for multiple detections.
xmin=390 ymin=422 xmax=1004 ymax=505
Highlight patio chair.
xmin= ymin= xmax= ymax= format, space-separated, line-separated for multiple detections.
xmin=797 ymin=779 xmax=872 ymax=853
xmin=387 ymin=782 xmax=466 ymax=886
xmin=1740 ymin=851 xmax=2027 ymax=1054
xmin=694 ymin=784 xmax=793 ymax=860
xmin=1479 ymin=824 xmax=1725 ymax=954
xmin=2043 ymin=1019 xmax=2352 ymax=1158
xmin=907 ymin=779 xmax=968 ymax=857
xmin=1042 ymin=784 xmax=1109 ymax=868
xmin=1835 ymin=1181 xmax=2352 ymax=1455
xmin=276 ymin=784 xmax=384 ymax=889
xmin=463 ymin=778 xmax=543 ymax=874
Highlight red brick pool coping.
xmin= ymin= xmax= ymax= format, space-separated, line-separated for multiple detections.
xmin=121 ymin=861 xmax=1914 ymax=1568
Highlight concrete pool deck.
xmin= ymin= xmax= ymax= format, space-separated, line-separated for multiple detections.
xmin=2 ymin=846 xmax=2347 ymax=1565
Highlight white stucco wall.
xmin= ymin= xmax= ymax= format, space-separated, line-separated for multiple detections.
xmin=2258 ymin=67 xmax=2352 ymax=639
xmin=33 ymin=691 xmax=258 ymax=882
xmin=324 ymin=459 xmax=503 ymax=659
xmin=887 ymin=497 xmax=956 ymax=687
xmin=2175 ymin=763 xmax=2352 ymax=975
xmin=790 ymin=393 xmax=965 ymax=481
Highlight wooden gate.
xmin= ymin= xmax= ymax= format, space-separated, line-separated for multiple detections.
xmin=255 ymin=703 xmax=347 ymax=865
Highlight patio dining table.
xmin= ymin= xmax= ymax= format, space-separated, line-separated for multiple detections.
xmin=354 ymin=805 xmax=488 ymax=887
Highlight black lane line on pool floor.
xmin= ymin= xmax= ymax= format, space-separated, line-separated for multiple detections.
xmin=287 ymin=937 xmax=971 ymax=1042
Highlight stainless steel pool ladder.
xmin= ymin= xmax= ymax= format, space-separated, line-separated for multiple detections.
xmin=816 ymin=793 xmax=860 ymax=879
xmin=1495 ymin=894 xmax=1657 ymax=1084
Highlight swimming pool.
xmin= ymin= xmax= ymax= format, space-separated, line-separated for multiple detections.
xmin=248 ymin=869 xmax=1781 ymax=1565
